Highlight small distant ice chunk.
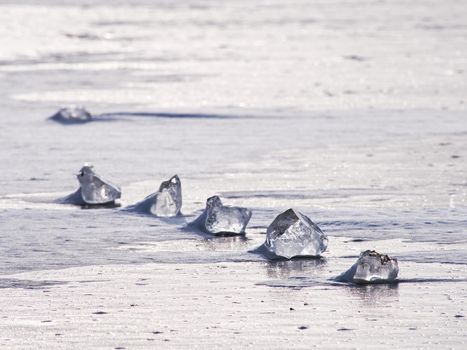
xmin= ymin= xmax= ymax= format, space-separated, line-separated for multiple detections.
xmin=336 ymin=250 xmax=399 ymax=284
xmin=76 ymin=164 xmax=121 ymax=205
xmin=49 ymin=106 xmax=92 ymax=124
xmin=193 ymin=196 xmax=252 ymax=235
xmin=129 ymin=175 xmax=182 ymax=217
xmin=263 ymin=209 xmax=328 ymax=259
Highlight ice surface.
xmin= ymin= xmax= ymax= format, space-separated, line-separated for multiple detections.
xmin=264 ymin=209 xmax=328 ymax=259
xmin=336 ymin=250 xmax=399 ymax=284
xmin=193 ymin=196 xmax=252 ymax=235
xmin=128 ymin=175 xmax=182 ymax=217
xmin=76 ymin=164 xmax=121 ymax=205
xmin=0 ymin=2 xmax=466 ymax=346
xmin=49 ymin=106 xmax=92 ymax=124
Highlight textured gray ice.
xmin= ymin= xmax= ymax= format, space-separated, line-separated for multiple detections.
xmin=49 ymin=106 xmax=92 ymax=124
xmin=337 ymin=250 xmax=399 ymax=284
xmin=76 ymin=164 xmax=121 ymax=205
xmin=193 ymin=196 xmax=252 ymax=235
xmin=0 ymin=0 xmax=466 ymax=277
xmin=264 ymin=209 xmax=328 ymax=259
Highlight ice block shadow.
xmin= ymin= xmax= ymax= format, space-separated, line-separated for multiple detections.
xmin=249 ymin=243 xmax=327 ymax=261
xmin=97 ymin=111 xmax=244 ymax=120
xmin=119 ymin=205 xmax=189 ymax=228
xmin=183 ymin=219 xmax=249 ymax=238
xmin=259 ymin=276 xmax=467 ymax=289
xmin=49 ymin=111 xmax=246 ymax=124
xmin=56 ymin=189 xmax=121 ymax=209
xmin=123 ymin=203 xmax=186 ymax=219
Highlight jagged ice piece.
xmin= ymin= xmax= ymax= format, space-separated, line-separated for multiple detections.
xmin=77 ymin=164 xmax=121 ymax=205
xmin=264 ymin=208 xmax=328 ymax=259
xmin=195 ymin=196 xmax=252 ymax=235
xmin=150 ymin=175 xmax=182 ymax=216
xmin=337 ymin=250 xmax=399 ymax=284
xmin=50 ymin=106 xmax=92 ymax=124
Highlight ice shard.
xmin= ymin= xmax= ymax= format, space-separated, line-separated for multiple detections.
xmin=263 ymin=209 xmax=328 ymax=259
xmin=336 ymin=250 xmax=399 ymax=284
xmin=49 ymin=106 xmax=93 ymax=124
xmin=76 ymin=164 xmax=121 ymax=205
xmin=129 ymin=175 xmax=182 ymax=217
xmin=150 ymin=175 xmax=182 ymax=216
xmin=193 ymin=196 xmax=252 ymax=235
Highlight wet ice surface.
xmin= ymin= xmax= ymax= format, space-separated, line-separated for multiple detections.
xmin=0 ymin=278 xmax=66 ymax=290
xmin=0 ymin=0 xmax=466 ymax=332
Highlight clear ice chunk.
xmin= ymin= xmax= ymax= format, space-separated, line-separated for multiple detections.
xmin=77 ymin=164 xmax=121 ymax=205
xmin=264 ymin=209 xmax=328 ymax=259
xmin=336 ymin=250 xmax=399 ymax=284
xmin=129 ymin=175 xmax=182 ymax=217
xmin=50 ymin=106 xmax=92 ymax=124
xmin=193 ymin=196 xmax=252 ymax=235
xmin=150 ymin=175 xmax=182 ymax=216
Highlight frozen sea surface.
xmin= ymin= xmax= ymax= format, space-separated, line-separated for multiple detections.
xmin=0 ymin=1 xmax=466 ymax=348
xmin=0 ymin=0 xmax=466 ymax=296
